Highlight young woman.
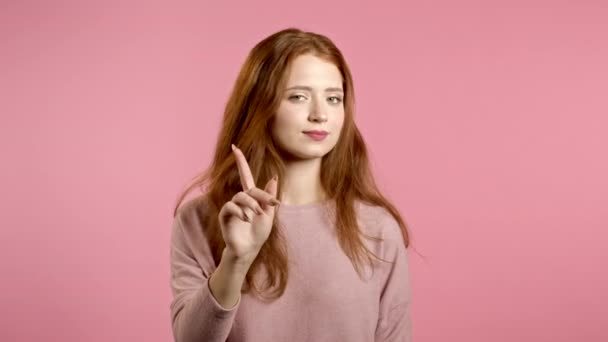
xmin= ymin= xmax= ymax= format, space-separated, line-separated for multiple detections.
xmin=170 ymin=27 xmax=413 ymax=342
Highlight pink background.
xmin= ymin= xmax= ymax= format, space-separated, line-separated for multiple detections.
xmin=1 ymin=0 xmax=607 ymax=341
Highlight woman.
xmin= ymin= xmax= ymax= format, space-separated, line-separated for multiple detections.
xmin=170 ymin=27 xmax=413 ymax=341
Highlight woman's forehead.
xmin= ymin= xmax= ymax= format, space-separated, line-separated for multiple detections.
xmin=283 ymin=56 xmax=343 ymax=90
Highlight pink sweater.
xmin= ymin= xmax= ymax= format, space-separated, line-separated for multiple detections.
xmin=169 ymin=196 xmax=412 ymax=341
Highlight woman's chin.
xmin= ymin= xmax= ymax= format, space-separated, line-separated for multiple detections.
xmin=280 ymin=146 xmax=331 ymax=161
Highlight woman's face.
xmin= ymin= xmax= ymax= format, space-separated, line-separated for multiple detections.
xmin=270 ymin=54 xmax=345 ymax=161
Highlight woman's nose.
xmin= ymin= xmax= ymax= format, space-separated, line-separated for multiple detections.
xmin=309 ymin=100 xmax=328 ymax=122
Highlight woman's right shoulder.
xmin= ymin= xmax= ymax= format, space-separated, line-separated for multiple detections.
xmin=171 ymin=194 xmax=219 ymax=271
xmin=173 ymin=194 xmax=215 ymax=234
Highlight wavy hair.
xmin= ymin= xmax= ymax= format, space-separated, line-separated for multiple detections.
xmin=174 ymin=27 xmax=413 ymax=301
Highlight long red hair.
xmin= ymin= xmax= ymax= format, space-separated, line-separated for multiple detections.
xmin=174 ymin=28 xmax=414 ymax=301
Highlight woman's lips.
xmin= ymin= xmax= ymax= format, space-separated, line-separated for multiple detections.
xmin=303 ymin=131 xmax=328 ymax=141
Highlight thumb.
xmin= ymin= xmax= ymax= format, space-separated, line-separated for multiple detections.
xmin=262 ymin=175 xmax=279 ymax=213
xmin=264 ymin=174 xmax=278 ymax=198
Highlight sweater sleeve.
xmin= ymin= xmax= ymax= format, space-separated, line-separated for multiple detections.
xmin=169 ymin=213 xmax=240 ymax=342
xmin=375 ymin=214 xmax=413 ymax=342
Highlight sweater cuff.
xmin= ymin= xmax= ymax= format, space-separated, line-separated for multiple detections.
xmin=203 ymin=277 xmax=241 ymax=318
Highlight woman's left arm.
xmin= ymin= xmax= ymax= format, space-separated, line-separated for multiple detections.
xmin=375 ymin=215 xmax=413 ymax=342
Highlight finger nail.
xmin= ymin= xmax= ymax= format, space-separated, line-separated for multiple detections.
xmin=272 ymin=174 xmax=278 ymax=181
xmin=269 ymin=198 xmax=281 ymax=206
xmin=231 ymin=144 xmax=236 ymax=151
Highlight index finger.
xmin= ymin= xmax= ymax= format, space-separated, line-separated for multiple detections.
xmin=232 ymin=144 xmax=255 ymax=191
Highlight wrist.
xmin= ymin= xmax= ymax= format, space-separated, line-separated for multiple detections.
xmin=221 ymin=248 xmax=256 ymax=273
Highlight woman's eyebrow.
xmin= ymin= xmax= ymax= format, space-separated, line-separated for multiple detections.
xmin=285 ymin=85 xmax=344 ymax=93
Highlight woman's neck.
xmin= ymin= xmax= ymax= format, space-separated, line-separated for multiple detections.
xmin=279 ymin=158 xmax=327 ymax=206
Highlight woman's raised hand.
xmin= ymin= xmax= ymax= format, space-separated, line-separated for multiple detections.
xmin=218 ymin=144 xmax=280 ymax=265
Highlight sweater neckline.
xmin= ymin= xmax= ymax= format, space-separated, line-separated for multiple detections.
xmin=277 ymin=199 xmax=333 ymax=212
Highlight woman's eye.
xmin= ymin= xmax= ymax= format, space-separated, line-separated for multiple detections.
xmin=289 ymin=95 xmax=306 ymax=101
xmin=328 ymin=96 xmax=343 ymax=104
xmin=288 ymin=95 xmax=342 ymax=104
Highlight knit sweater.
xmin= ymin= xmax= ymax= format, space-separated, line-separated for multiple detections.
xmin=169 ymin=196 xmax=412 ymax=341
